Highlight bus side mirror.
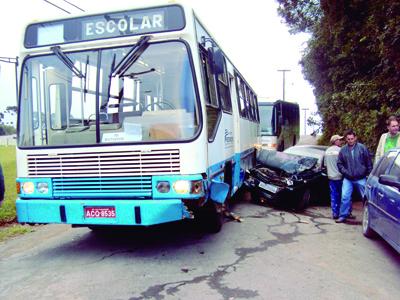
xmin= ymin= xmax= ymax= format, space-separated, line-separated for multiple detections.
xmin=208 ymin=48 xmax=224 ymax=75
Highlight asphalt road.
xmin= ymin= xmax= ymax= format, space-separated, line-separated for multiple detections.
xmin=0 ymin=200 xmax=399 ymax=300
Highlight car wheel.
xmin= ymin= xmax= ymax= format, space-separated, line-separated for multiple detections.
xmin=295 ymin=188 xmax=311 ymax=211
xmin=362 ymin=201 xmax=377 ymax=238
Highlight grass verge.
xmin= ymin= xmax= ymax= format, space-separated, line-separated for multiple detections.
xmin=0 ymin=146 xmax=34 ymax=241
xmin=0 ymin=224 xmax=34 ymax=242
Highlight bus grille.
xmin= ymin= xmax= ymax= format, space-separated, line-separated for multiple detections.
xmin=26 ymin=149 xmax=180 ymax=177
xmin=52 ymin=176 xmax=152 ymax=198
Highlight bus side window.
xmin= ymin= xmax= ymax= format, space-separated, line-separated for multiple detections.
xmin=217 ymin=57 xmax=232 ymax=113
xmin=200 ymin=48 xmax=218 ymax=108
xmin=200 ymin=46 xmax=220 ymax=140
xmin=235 ymin=75 xmax=246 ymax=119
xmin=246 ymin=86 xmax=254 ymax=121
xmin=242 ymin=83 xmax=251 ymax=119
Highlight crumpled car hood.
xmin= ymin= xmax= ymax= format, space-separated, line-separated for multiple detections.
xmin=256 ymin=150 xmax=318 ymax=175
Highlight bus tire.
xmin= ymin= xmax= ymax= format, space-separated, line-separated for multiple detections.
xmin=196 ymin=201 xmax=224 ymax=233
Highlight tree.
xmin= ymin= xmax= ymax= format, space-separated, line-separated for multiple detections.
xmin=6 ymin=106 xmax=17 ymax=113
xmin=277 ymin=0 xmax=400 ymax=151
xmin=0 ymin=125 xmax=16 ymax=136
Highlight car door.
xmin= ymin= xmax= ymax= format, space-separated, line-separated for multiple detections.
xmin=379 ymin=153 xmax=400 ymax=248
xmin=367 ymin=152 xmax=397 ymax=232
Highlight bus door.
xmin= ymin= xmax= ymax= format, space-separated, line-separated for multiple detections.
xmin=201 ymin=47 xmax=235 ymax=193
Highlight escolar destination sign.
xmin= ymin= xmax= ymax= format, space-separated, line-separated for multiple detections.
xmin=24 ymin=5 xmax=185 ymax=48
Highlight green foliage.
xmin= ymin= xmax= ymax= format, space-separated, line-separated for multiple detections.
xmin=5 ymin=106 xmax=17 ymax=113
xmin=278 ymin=0 xmax=400 ymax=151
xmin=0 ymin=125 xmax=16 ymax=136
xmin=276 ymin=0 xmax=322 ymax=33
xmin=0 ymin=146 xmax=17 ymax=224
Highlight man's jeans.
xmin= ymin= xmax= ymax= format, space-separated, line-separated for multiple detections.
xmin=339 ymin=178 xmax=366 ymax=218
xmin=329 ymin=179 xmax=342 ymax=218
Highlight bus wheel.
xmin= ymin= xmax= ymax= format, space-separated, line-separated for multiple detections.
xmin=196 ymin=201 xmax=224 ymax=233
xmin=88 ymin=225 xmax=109 ymax=232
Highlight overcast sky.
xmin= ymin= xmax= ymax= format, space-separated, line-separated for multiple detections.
xmin=0 ymin=0 xmax=317 ymax=132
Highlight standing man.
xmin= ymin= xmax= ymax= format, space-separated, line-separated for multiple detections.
xmin=336 ymin=129 xmax=372 ymax=223
xmin=324 ymin=134 xmax=344 ymax=219
xmin=375 ymin=116 xmax=400 ymax=164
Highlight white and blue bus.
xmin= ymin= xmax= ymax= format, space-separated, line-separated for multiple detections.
xmin=15 ymin=2 xmax=259 ymax=232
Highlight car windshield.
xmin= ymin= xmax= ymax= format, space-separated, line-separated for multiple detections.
xmin=18 ymin=41 xmax=199 ymax=147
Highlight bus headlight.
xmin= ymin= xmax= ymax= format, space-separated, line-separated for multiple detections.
xmin=37 ymin=182 xmax=49 ymax=194
xmin=21 ymin=182 xmax=35 ymax=194
xmin=173 ymin=180 xmax=191 ymax=194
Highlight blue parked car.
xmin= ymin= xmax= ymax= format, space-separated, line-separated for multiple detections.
xmin=363 ymin=148 xmax=400 ymax=253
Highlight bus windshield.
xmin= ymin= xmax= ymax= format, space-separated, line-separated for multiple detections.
xmin=259 ymin=104 xmax=275 ymax=135
xmin=19 ymin=41 xmax=199 ymax=147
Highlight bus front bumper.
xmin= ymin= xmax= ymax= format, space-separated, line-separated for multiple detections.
xmin=16 ymin=199 xmax=192 ymax=226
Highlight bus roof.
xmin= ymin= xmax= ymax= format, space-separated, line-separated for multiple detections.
xmin=258 ymin=100 xmax=299 ymax=106
xmin=24 ymin=2 xmax=189 ymax=49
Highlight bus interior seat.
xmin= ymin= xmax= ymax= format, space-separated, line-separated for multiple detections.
xmin=123 ymin=109 xmax=194 ymax=140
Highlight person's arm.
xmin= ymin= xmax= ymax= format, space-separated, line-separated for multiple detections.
xmin=375 ymin=134 xmax=385 ymax=164
xmin=337 ymin=150 xmax=349 ymax=178
xmin=364 ymin=146 xmax=373 ymax=175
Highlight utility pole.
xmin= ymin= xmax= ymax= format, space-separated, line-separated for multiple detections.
xmin=277 ymin=69 xmax=290 ymax=101
xmin=302 ymin=108 xmax=309 ymax=135
xmin=0 ymin=56 xmax=19 ymax=104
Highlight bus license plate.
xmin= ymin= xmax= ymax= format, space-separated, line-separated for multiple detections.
xmin=84 ymin=207 xmax=116 ymax=218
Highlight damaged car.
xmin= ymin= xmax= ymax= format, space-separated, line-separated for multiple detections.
xmin=245 ymin=145 xmax=329 ymax=210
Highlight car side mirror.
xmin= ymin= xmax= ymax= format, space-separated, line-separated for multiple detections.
xmin=379 ymin=174 xmax=400 ymax=189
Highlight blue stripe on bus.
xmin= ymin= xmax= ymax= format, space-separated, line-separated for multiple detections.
xmin=207 ymin=148 xmax=256 ymax=196
xmin=16 ymin=199 xmax=191 ymax=226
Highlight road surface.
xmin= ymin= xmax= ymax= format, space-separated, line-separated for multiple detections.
xmin=0 ymin=200 xmax=399 ymax=300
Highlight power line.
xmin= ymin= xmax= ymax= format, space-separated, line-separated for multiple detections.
xmin=62 ymin=0 xmax=85 ymax=12
xmin=0 ymin=57 xmax=19 ymax=105
xmin=42 ymin=0 xmax=71 ymax=14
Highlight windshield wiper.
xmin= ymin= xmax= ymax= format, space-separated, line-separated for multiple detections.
xmin=122 ymin=68 xmax=155 ymax=79
xmin=111 ymin=35 xmax=151 ymax=77
xmin=50 ymin=46 xmax=85 ymax=78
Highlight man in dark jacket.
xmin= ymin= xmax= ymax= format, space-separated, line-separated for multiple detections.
xmin=336 ymin=129 xmax=372 ymax=223
xmin=0 ymin=163 xmax=4 ymax=207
